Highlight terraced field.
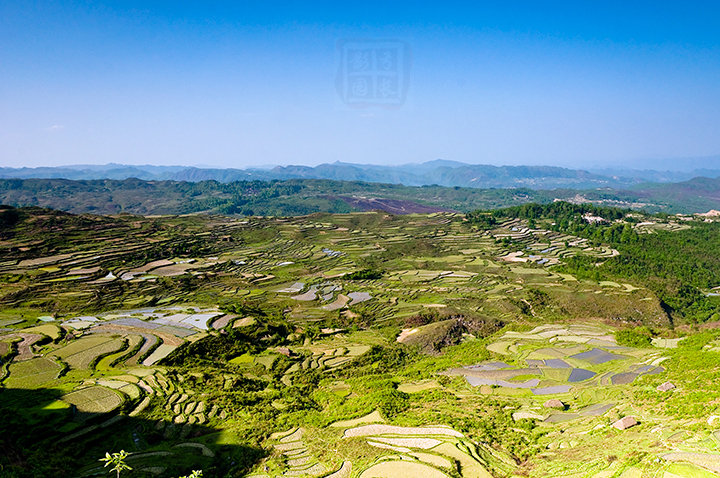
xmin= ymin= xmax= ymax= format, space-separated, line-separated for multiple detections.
xmin=490 ymin=218 xmax=619 ymax=266
xmin=4 ymin=356 xmax=62 ymax=388
xmin=261 ymin=420 xmax=504 ymax=478
xmin=1 ymin=208 xmax=720 ymax=477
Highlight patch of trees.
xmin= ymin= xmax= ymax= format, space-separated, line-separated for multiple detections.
xmin=472 ymin=201 xmax=636 ymax=243
xmin=337 ymin=345 xmax=414 ymax=378
xmin=0 ymin=205 xmax=20 ymax=229
xmin=221 ymin=300 xmax=269 ymax=318
xmin=493 ymin=201 xmax=626 ymax=221
xmin=465 ymin=211 xmax=497 ymax=229
xmin=161 ymin=321 xmax=293 ymax=367
xmin=375 ymin=385 xmax=410 ymax=418
xmin=615 ymin=328 xmax=653 ymax=348
xmin=343 ymin=269 xmax=383 ymax=280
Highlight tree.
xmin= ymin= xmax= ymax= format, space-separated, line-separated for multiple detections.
xmin=100 ymin=450 xmax=132 ymax=478
xmin=180 ymin=471 xmax=203 ymax=478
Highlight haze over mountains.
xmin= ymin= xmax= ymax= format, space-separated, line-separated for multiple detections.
xmin=3 ymin=160 xmax=720 ymax=190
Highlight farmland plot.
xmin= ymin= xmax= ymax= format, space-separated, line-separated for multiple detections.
xmin=62 ymin=386 xmax=124 ymax=413
xmin=51 ymin=335 xmax=125 ymax=369
xmin=4 ymin=356 xmax=62 ymax=388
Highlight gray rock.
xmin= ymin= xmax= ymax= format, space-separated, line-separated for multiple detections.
xmin=544 ymin=399 xmax=565 ymax=410
xmin=612 ymin=416 xmax=638 ymax=430
xmin=657 ymin=381 xmax=676 ymax=392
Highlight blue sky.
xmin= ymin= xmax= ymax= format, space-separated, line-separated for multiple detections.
xmin=2 ymin=1 xmax=720 ymax=169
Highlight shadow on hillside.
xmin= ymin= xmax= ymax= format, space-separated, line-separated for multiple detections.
xmin=0 ymin=387 xmax=265 ymax=478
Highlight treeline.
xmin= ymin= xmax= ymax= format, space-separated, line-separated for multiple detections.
xmin=469 ymin=202 xmax=640 ymax=246
xmin=469 ymin=202 xmax=720 ymax=322
xmin=0 ymin=178 xmax=572 ymax=217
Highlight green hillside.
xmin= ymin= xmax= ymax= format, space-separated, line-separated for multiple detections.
xmin=2 ymin=176 xmax=720 ymax=217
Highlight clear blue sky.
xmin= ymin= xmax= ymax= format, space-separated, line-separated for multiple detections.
xmin=2 ymin=1 xmax=720 ymax=169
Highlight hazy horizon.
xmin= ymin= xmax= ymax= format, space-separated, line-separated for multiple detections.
xmin=2 ymin=2 xmax=720 ymax=170
xmin=6 ymin=155 xmax=720 ymax=174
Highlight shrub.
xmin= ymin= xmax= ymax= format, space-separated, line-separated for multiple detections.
xmin=344 ymin=269 xmax=383 ymax=280
xmin=377 ymin=388 xmax=410 ymax=418
xmin=615 ymin=328 xmax=652 ymax=348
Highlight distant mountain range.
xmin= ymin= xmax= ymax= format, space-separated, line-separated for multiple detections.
xmin=4 ymin=160 xmax=720 ymax=190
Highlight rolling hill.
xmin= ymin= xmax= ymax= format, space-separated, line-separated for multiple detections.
xmin=0 ymin=175 xmax=719 ymax=216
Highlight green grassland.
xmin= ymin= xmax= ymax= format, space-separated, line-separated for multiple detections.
xmin=1 ymin=205 xmax=720 ymax=477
